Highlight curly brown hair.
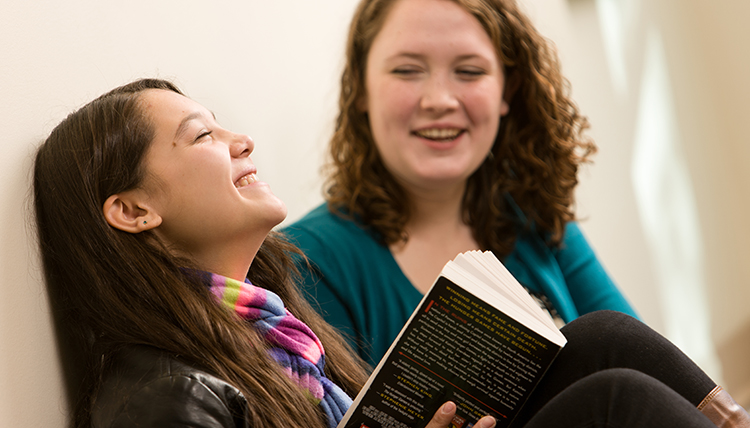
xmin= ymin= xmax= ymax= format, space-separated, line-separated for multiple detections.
xmin=325 ymin=0 xmax=595 ymax=257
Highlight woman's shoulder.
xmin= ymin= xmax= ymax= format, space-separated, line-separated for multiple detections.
xmin=92 ymin=345 xmax=248 ymax=428
xmin=286 ymin=203 xmax=363 ymax=233
xmin=283 ymin=203 xmax=398 ymax=278
xmin=283 ymin=203 xmax=379 ymax=251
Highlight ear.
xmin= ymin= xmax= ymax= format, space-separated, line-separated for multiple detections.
xmin=500 ymin=69 xmax=521 ymax=117
xmin=103 ymin=191 xmax=162 ymax=233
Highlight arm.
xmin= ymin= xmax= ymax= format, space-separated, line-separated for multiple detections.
xmin=105 ymin=375 xmax=246 ymax=428
xmin=556 ymin=223 xmax=639 ymax=318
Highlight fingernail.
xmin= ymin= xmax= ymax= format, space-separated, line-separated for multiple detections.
xmin=441 ymin=402 xmax=456 ymax=414
xmin=478 ymin=416 xmax=496 ymax=428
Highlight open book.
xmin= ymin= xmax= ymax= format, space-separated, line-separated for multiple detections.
xmin=337 ymin=251 xmax=567 ymax=428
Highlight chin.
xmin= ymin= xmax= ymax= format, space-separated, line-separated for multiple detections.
xmin=269 ymin=200 xmax=288 ymax=227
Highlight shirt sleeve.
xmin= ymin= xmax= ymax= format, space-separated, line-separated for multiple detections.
xmin=556 ymin=223 xmax=640 ymax=319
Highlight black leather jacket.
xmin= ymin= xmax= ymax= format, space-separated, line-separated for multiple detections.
xmin=92 ymin=346 xmax=250 ymax=427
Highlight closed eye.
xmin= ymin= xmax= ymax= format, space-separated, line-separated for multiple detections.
xmin=194 ymin=130 xmax=213 ymax=142
xmin=391 ymin=66 xmax=423 ymax=76
xmin=456 ymin=69 xmax=486 ymax=79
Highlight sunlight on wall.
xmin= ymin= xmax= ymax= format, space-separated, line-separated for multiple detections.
xmin=594 ymin=0 xmax=632 ymax=95
xmin=630 ymin=28 xmax=722 ymax=381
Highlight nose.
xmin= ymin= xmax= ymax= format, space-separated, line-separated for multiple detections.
xmin=419 ymin=73 xmax=459 ymax=113
xmin=230 ymin=133 xmax=254 ymax=158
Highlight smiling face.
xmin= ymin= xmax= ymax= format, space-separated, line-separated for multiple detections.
xmin=363 ymin=0 xmax=508 ymax=196
xmin=138 ymin=89 xmax=286 ymax=275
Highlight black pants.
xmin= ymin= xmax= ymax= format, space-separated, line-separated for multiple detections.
xmin=509 ymin=311 xmax=718 ymax=428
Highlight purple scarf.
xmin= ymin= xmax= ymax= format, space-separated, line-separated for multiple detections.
xmin=196 ymin=271 xmax=351 ymax=427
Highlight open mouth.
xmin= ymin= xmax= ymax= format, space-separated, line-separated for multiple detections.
xmin=413 ymin=128 xmax=465 ymax=142
xmin=235 ymin=173 xmax=258 ymax=188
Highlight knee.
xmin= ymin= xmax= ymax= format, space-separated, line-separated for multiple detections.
xmin=562 ymin=310 xmax=646 ymax=343
xmin=559 ymin=310 xmax=661 ymax=363
xmin=568 ymin=310 xmax=640 ymax=331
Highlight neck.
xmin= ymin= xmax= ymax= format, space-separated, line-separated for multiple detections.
xmin=198 ymin=251 xmax=256 ymax=281
xmin=404 ymin=181 xmax=466 ymax=233
xmin=174 ymin=233 xmax=266 ymax=281
xmin=389 ymin=181 xmax=480 ymax=293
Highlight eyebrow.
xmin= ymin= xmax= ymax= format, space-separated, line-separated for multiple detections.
xmin=173 ymin=110 xmax=217 ymax=141
xmin=389 ymin=52 xmax=492 ymax=64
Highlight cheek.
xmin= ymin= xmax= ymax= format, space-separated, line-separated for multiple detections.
xmin=167 ymin=153 xmax=229 ymax=201
xmin=464 ymin=91 xmax=503 ymax=155
xmin=369 ymin=88 xmax=418 ymax=155
xmin=468 ymin=84 xmax=504 ymax=120
xmin=368 ymin=79 xmax=418 ymax=123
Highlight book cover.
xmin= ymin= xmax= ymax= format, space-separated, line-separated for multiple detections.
xmin=338 ymin=251 xmax=567 ymax=428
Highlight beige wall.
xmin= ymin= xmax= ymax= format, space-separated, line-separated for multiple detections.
xmin=2 ymin=0 xmax=748 ymax=426
xmin=555 ymin=0 xmax=750 ymax=403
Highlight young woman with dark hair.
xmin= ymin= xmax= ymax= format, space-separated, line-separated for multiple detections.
xmin=34 ymin=79 xmax=367 ymax=428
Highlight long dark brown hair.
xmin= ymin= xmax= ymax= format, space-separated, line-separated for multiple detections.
xmin=325 ymin=0 xmax=595 ymax=255
xmin=33 ymin=78 xmax=368 ymax=428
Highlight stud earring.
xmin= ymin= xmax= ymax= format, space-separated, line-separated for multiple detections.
xmin=143 ymin=221 xmax=147 ymax=225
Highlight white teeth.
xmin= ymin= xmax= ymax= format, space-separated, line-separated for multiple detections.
xmin=235 ymin=173 xmax=257 ymax=188
xmin=415 ymin=128 xmax=463 ymax=141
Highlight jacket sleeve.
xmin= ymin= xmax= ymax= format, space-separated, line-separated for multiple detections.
xmin=105 ymin=374 xmax=246 ymax=428
xmin=556 ymin=223 xmax=640 ymax=319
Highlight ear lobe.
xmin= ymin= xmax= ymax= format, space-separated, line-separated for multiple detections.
xmin=103 ymin=192 xmax=162 ymax=233
xmin=500 ymin=99 xmax=510 ymax=117
xmin=500 ymin=69 xmax=521 ymax=117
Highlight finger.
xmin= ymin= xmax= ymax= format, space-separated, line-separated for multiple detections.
xmin=475 ymin=415 xmax=497 ymax=428
xmin=424 ymin=402 xmax=457 ymax=428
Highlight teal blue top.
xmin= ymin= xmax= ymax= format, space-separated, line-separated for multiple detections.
xmin=283 ymin=203 xmax=638 ymax=366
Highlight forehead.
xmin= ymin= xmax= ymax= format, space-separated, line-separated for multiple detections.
xmin=140 ymin=89 xmax=198 ymax=122
xmin=139 ymin=90 xmax=210 ymax=139
xmin=373 ymin=0 xmax=493 ymax=54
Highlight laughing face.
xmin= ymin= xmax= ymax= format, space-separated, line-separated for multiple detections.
xmin=362 ymin=0 xmax=508 ymax=195
xmin=138 ymin=89 xmax=286 ymax=270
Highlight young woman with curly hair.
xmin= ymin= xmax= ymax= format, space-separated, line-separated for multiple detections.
xmin=284 ymin=0 xmax=638 ymax=367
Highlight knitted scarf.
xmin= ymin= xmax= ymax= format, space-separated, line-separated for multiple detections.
xmin=197 ymin=271 xmax=352 ymax=427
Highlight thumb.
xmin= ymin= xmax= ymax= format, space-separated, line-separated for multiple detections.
xmin=425 ymin=402 xmax=457 ymax=428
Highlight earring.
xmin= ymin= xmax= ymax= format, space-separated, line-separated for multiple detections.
xmin=143 ymin=221 xmax=147 ymax=225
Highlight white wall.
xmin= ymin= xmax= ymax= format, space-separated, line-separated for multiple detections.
xmin=3 ymin=0 xmax=749 ymax=426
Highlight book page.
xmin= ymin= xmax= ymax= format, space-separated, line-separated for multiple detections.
xmin=451 ymin=251 xmax=563 ymax=339
xmin=441 ymin=255 xmax=565 ymax=347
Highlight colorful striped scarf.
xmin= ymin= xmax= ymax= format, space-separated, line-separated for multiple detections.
xmin=196 ymin=271 xmax=352 ymax=427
